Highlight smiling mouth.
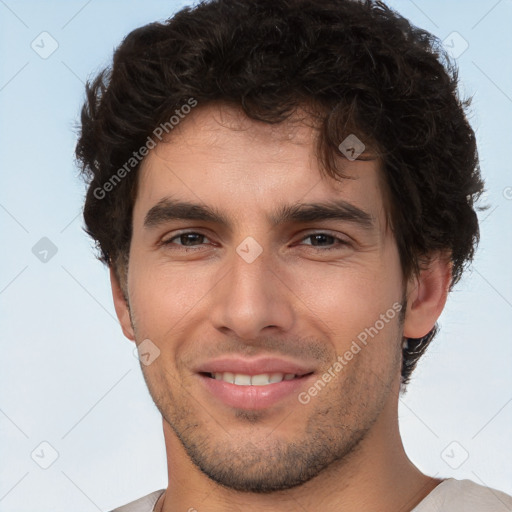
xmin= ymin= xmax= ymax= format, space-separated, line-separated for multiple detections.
xmin=202 ymin=372 xmax=314 ymax=386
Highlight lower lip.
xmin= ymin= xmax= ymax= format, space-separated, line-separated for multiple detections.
xmin=198 ymin=373 xmax=314 ymax=410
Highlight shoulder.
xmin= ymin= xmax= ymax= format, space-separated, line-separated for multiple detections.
xmin=413 ymin=478 xmax=512 ymax=511
xmin=109 ymin=489 xmax=165 ymax=512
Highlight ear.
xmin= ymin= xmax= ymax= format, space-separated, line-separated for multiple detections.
xmin=109 ymin=265 xmax=136 ymax=342
xmin=403 ymin=253 xmax=452 ymax=339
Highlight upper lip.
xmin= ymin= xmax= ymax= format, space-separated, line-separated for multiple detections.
xmin=195 ymin=357 xmax=315 ymax=376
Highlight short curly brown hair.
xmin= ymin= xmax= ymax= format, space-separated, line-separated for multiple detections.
xmin=76 ymin=0 xmax=484 ymax=385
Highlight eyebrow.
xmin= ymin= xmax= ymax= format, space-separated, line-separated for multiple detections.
xmin=143 ymin=197 xmax=374 ymax=230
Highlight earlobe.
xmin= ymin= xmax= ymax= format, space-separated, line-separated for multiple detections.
xmin=109 ymin=265 xmax=136 ymax=342
xmin=403 ymin=254 xmax=452 ymax=339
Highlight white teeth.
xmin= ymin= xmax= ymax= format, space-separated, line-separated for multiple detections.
xmin=251 ymin=374 xmax=271 ymax=386
xmin=223 ymin=371 xmax=235 ymax=383
xmin=234 ymin=374 xmax=251 ymax=386
xmin=211 ymin=372 xmax=297 ymax=385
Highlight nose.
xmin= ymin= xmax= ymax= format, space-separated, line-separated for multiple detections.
xmin=209 ymin=244 xmax=295 ymax=341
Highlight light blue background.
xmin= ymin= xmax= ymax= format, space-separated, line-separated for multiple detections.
xmin=1 ymin=1 xmax=511 ymax=510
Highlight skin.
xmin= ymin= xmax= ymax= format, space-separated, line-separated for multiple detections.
xmin=111 ymin=103 xmax=451 ymax=511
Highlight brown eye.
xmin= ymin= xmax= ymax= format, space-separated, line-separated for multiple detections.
xmin=300 ymin=233 xmax=349 ymax=251
xmin=162 ymin=232 xmax=210 ymax=247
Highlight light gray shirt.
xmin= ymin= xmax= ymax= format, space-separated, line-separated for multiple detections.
xmin=110 ymin=478 xmax=512 ymax=511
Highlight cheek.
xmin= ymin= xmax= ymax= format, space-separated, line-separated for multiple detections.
xmin=284 ymin=255 xmax=403 ymax=370
xmin=127 ymin=256 xmax=214 ymax=338
xmin=292 ymin=262 xmax=400 ymax=328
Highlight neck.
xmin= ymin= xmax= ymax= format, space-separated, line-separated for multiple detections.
xmin=156 ymin=389 xmax=441 ymax=512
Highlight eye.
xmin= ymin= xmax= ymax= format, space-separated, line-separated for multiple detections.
xmin=299 ymin=232 xmax=350 ymax=250
xmin=159 ymin=231 xmax=350 ymax=252
xmin=161 ymin=231 xmax=211 ymax=248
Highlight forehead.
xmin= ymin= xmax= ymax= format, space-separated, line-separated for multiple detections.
xmin=134 ymin=103 xmax=385 ymax=224
xmin=166 ymin=102 xmax=320 ymax=147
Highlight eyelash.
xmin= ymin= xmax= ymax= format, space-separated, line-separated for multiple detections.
xmin=160 ymin=231 xmax=350 ymax=251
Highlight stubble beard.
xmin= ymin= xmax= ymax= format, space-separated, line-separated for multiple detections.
xmin=140 ymin=356 xmax=397 ymax=494
xmin=129 ymin=299 xmax=404 ymax=494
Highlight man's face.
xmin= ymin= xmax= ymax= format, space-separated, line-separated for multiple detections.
xmin=123 ymin=103 xmax=406 ymax=492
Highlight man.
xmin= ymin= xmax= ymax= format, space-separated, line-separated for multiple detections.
xmin=75 ymin=0 xmax=512 ymax=510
